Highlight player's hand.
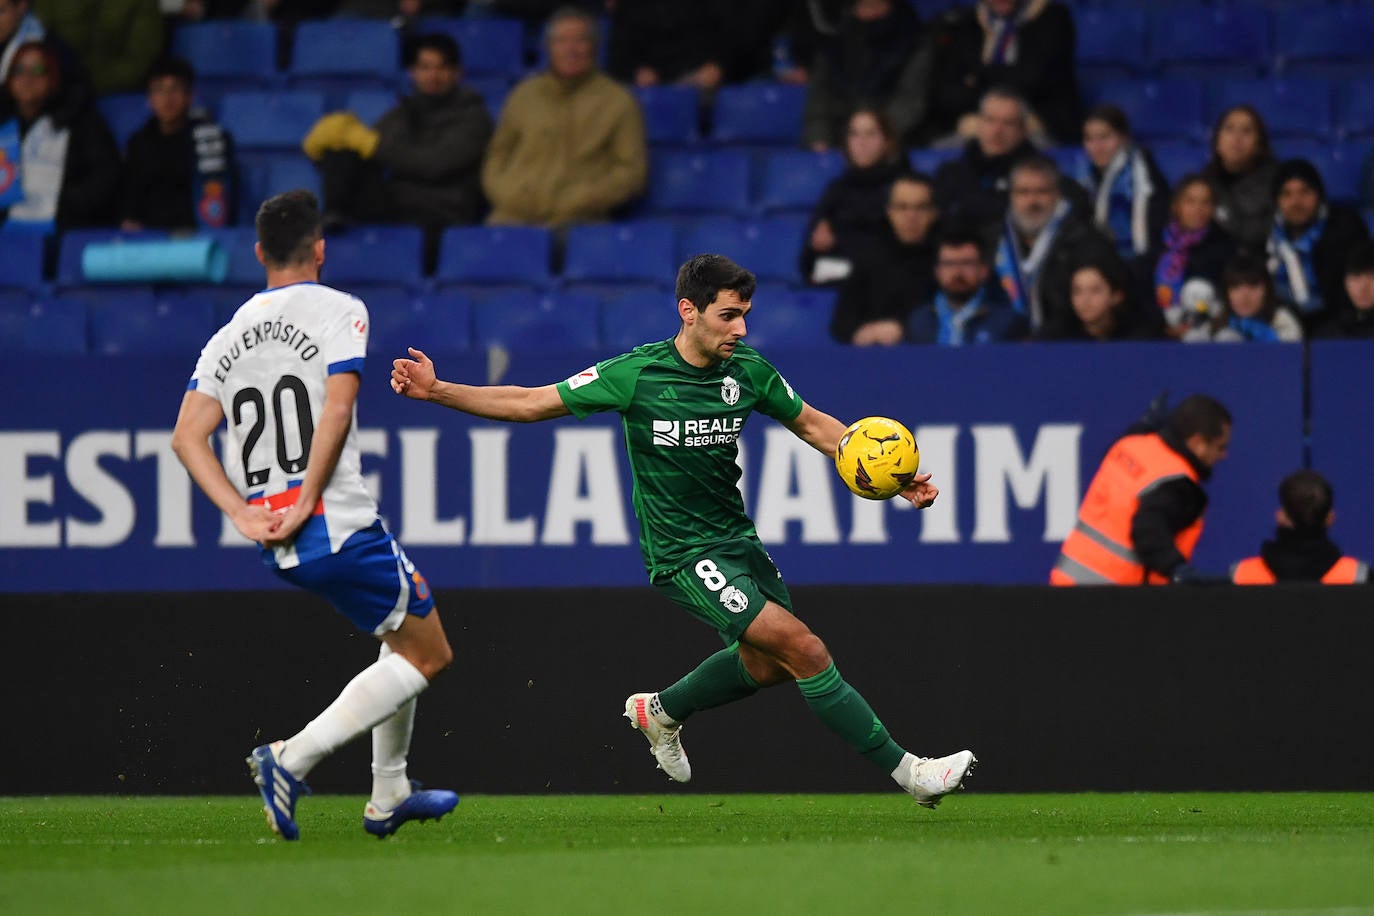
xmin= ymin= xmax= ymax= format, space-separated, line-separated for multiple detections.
xmin=263 ymin=503 xmax=311 ymax=548
xmin=898 ymin=473 xmax=938 ymax=509
xmin=231 ymin=503 xmax=279 ymax=543
xmin=391 ymin=347 xmax=437 ymax=399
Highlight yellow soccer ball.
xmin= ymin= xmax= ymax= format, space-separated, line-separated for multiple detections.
xmin=834 ymin=416 xmax=920 ymax=500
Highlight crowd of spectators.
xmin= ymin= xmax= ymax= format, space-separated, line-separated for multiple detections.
xmin=4 ymin=0 xmax=1374 ymax=347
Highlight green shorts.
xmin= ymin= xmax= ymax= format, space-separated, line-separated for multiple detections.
xmin=654 ymin=537 xmax=793 ymax=644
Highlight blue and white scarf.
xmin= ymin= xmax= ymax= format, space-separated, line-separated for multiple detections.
xmin=1080 ymin=146 xmax=1153 ymax=258
xmin=1228 ymin=315 xmax=1280 ymax=342
xmin=978 ymin=0 xmax=1047 ymax=66
xmin=1267 ymin=207 xmax=1326 ymax=313
xmin=995 ymin=198 xmax=1070 ymax=326
xmin=934 ymin=289 xmax=986 ymax=346
xmin=0 ymin=12 xmax=45 ymax=82
xmin=0 ymin=119 xmax=21 ymax=208
xmin=3 ymin=115 xmax=68 ymax=234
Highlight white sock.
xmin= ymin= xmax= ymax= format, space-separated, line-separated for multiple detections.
xmin=370 ymin=644 xmax=417 ymax=810
xmin=891 ymin=752 xmax=919 ymax=789
xmin=278 ymin=651 xmax=429 ymax=779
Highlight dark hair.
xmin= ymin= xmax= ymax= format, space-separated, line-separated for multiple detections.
xmin=980 ymin=84 xmax=1027 ymax=120
xmin=146 ymin=55 xmax=195 ymax=88
xmin=1073 ymin=256 xmax=1130 ymax=296
xmin=1221 ymin=254 xmax=1279 ymax=322
xmin=1010 ymin=153 xmax=1060 ymax=184
xmin=408 ymin=32 xmax=461 ymax=68
xmin=255 ymin=190 xmax=322 ymax=268
xmin=1167 ymin=394 xmax=1232 ymax=443
xmin=936 ymin=227 xmax=987 ymax=261
xmin=1346 ymin=239 xmax=1374 ymax=276
xmin=1279 ymin=470 xmax=1334 ymax=532
xmin=1171 ymin=173 xmax=1214 ymax=209
xmin=675 ymin=254 xmax=756 ymax=311
xmin=888 ymin=170 xmax=934 ymax=201
xmin=1084 ymin=103 xmax=1130 ymax=139
xmin=545 ymin=6 xmax=599 ymax=48
xmin=1208 ymin=104 xmax=1274 ymax=172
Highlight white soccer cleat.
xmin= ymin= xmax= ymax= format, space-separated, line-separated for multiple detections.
xmin=624 ymin=693 xmax=691 ymax=783
xmin=902 ymin=750 xmax=976 ymax=809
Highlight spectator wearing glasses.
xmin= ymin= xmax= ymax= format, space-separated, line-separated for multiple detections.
xmin=906 ymin=227 xmax=1026 ymax=344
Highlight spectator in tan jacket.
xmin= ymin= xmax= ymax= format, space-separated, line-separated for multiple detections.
xmin=481 ymin=7 xmax=647 ymax=227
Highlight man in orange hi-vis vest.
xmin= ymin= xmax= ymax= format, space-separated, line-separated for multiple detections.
xmin=1052 ymin=394 xmax=1232 ymax=586
xmin=1231 ymin=470 xmax=1369 ymax=584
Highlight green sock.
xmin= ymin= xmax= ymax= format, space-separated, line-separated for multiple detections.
xmin=658 ymin=646 xmax=759 ymax=723
xmin=797 ymin=663 xmax=906 ymax=773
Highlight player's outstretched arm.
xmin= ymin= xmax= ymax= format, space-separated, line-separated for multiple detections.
xmin=784 ymin=402 xmax=939 ymax=510
xmin=391 ymin=347 xmax=571 ymax=422
xmin=171 ymin=390 xmax=278 ymax=542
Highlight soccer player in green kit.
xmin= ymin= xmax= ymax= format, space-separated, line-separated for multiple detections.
xmin=390 ymin=254 xmax=975 ymax=807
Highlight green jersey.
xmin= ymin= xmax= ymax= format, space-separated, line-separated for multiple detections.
xmin=556 ymin=338 xmax=804 ymax=580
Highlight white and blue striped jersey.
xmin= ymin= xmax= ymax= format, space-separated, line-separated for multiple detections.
xmin=187 ymin=281 xmax=377 ymax=569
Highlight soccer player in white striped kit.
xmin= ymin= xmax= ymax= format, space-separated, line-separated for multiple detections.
xmin=172 ymin=189 xmax=457 ymax=840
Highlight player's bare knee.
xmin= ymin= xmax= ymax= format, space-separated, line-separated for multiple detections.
xmin=792 ymin=634 xmax=831 ymax=674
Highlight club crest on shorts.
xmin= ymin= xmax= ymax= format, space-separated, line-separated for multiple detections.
xmin=719 ymin=585 xmax=749 ymax=614
xmin=721 ymin=375 xmax=740 ymax=406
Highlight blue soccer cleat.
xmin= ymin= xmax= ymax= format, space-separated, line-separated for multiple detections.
xmin=247 ymin=741 xmax=311 ymax=841
xmin=363 ymin=780 xmax=460 ymax=838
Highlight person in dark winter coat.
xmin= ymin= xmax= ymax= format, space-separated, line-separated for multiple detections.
xmin=0 ymin=39 xmax=119 ymax=232
xmin=121 ymin=56 xmax=236 ymax=231
xmin=1039 ymin=257 xmax=1161 ymax=342
xmin=921 ymin=0 xmax=1080 ymax=147
xmin=302 ymin=33 xmax=492 ymax=243
xmin=1145 ymin=175 xmax=1236 ymax=335
xmin=1076 ymin=103 xmax=1168 ymax=263
xmin=829 ymin=173 xmax=939 ymax=344
xmin=991 ymin=154 xmax=1118 ymax=335
xmin=1265 ymin=157 xmax=1370 ymax=333
xmin=1201 ymin=105 xmax=1277 ymax=256
xmin=801 ymin=106 xmax=911 ymax=286
xmin=802 ymin=0 xmax=930 ymax=151
xmin=607 ymin=0 xmax=788 ymax=93
xmin=1316 ymin=240 xmax=1374 ymax=339
xmin=906 ymin=227 xmax=1026 ymax=344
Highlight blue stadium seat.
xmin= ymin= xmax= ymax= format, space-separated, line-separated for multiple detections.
xmin=756 ymin=150 xmax=846 ymax=214
xmin=599 ymin=288 xmax=678 ymax=350
xmin=1338 ymin=80 xmax=1374 ymax=138
xmin=219 ymin=91 xmax=325 ymax=152
xmin=563 ymin=220 xmax=678 ymax=286
xmin=415 ymin=16 xmax=525 ymax=79
xmin=434 ymin=225 xmax=553 ymax=288
xmin=262 ymin=153 xmax=322 ymax=201
xmin=1090 ymin=79 xmax=1204 ymax=142
xmin=468 ymin=76 xmax=512 ymax=119
xmin=56 ymin=229 xmax=170 ymax=287
xmin=1075 ymin=5 xmax=1147 ymax=78
xmin=1045 ymin=146 xmax=1083 ymax=181
xmin=171 ymin=20 xmax=277 ymax=85
xmin=82 ymin=288 xmax=216 ymax=356
xmin=646 ymin=150 xmax=752 ymax=216
xmin=200 ymin=226 xmax=264 ymax=285
xmin=368 ymin=289 xmax=473 ymax=356
xmin=0 ymin=230 xmax=45 ymax=290
xmin=740 ymin=284 xmax=838 ymax=350
xmin=1275 ymin=5 xmax=1374 ymax=67
xmin=678 ymin=215 xmax=808 ymax=285
xmin=711 ymin=83 xmax=806 ymax=146
xmin=290 ymin=20 xmax=401 ymax=78
xmin=1211 ymin=78 xmax=1333 ymax=139
xmin=0 ymin=296 xmax=87 ymax=355
xmin=320 ymin=226 xmax=425 ymax=287
xmin=1150 ymin=6 xmax=1271 ymax=77
xmin=172 ymin=284 xmax=260 ymax=324
xmin=908 ymin=147 xmax=961 ymax=176
xmin=98 ymin=93 xmax=150 ymax=152
xmin=345 ymin=88 xmax=400 ymax=126
xmin=634 ymin=85 xmax=699 ymax=146
xmin=1149 ymin=139 xmax=1209 ymax=184
xmin=472 ymin=290 xmax=601 ymax=350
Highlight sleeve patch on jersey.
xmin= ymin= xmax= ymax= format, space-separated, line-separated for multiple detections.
xmin=780 ymin=374 xmax=795 ymax=400
xmin=566 ymin=365 xmax=599 ymax=389
xmin=351 ymin=317 xmax=368 ymax=341
xmin=328 ymin=356 xmax=365 ymax=376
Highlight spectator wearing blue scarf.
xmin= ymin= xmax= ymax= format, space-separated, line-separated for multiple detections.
xmin=1185 ymin=255 xmax=1301 ymax=344
xmin=1265 ymin=158 xmax=1369 ymax=333
xmin=1146 ymin=175 xmax=1236 ymax=334
xmin=907 ymin=228 xmax=1027 ymax=344
xmin=1077 ymin=104 xmax=1168 ymax=263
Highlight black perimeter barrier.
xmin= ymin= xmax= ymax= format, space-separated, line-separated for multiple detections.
xmin=5 ymin=585 xmax=1372 ymax=795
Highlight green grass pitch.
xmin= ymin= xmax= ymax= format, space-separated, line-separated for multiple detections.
xmin=3 ymin=793 xmax=1373 ymax=915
